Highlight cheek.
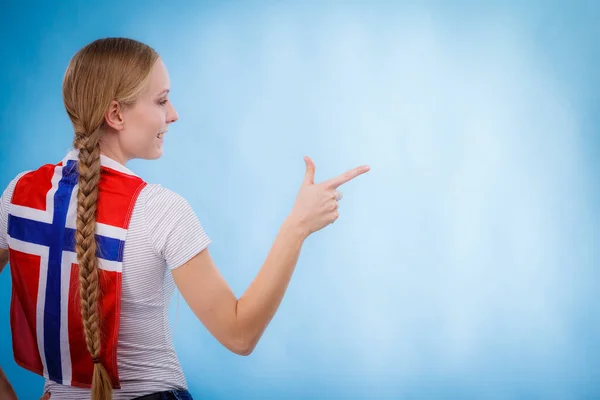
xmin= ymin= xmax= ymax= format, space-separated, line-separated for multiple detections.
xmin=145 ymin=109 xmax=166 ymax=135
xmin=120 ymin=109 xmax=160 ymax=152
xmin=129 ymin=107 xmax=163 ymax=139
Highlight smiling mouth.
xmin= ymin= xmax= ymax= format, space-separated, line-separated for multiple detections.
xmin=157 ymin=131 xmax=167 ymax=139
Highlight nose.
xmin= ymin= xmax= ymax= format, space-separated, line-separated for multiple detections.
xmin=167 ymin=102 xmax=179 ymax=124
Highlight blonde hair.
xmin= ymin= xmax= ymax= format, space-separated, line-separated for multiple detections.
xmin=62 ymin=37 xmax=159 ymax=400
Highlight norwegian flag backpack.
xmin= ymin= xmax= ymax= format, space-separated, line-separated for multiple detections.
xmin=6 ymin=150 xmax=146 ymax=388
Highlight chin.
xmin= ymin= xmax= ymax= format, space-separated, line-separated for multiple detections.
xmin=141 ymin=149 xmax=163 ymax=160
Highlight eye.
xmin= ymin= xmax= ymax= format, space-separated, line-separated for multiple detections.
xmin=158 ymin=98 xmax=169 ymax=106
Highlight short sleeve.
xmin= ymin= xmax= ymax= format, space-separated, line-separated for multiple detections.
xmin=143 ymin=185 xmax=212 ymax=270
xmin=0 ymin=172 xmax=30 ymax=249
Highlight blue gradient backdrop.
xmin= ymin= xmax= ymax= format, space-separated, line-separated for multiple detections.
xmin=1 ymin=1 xmax=598 ymax=399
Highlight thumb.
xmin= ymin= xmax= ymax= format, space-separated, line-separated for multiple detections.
xmin=303 ymin=156 xmax=315 ymax=185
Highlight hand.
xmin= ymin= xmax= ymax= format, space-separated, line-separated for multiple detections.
xmin=288 ymin=156 xmax=370 ymax=237
xmin=40 ymin=393 xmax=51 ymax=400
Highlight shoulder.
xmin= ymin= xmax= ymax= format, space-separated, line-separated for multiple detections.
xmin=138 ymin=184 xmax=199 ymax=230
xmin=140 ymin=183 xmax=192 ymax=210
xmin=2 ymin=159 xmax=65 ymax=201
xmin=1 ymin=170 xmax=32 ymax=201
xmin=137 ymin=184 xmax=210 ymax=261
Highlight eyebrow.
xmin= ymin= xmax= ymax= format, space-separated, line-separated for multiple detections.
xmin=157 ymin=89 xmax=170 ymax=97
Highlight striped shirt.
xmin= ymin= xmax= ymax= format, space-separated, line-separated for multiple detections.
xmin=0 ymin=154 xmax=211 ymax=399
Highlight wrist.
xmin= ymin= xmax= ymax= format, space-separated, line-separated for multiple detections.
xmin=282 ymin=215 xmax=310 ymax=241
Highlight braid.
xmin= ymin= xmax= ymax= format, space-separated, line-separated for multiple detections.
xmin=63 ymin=37 xmax=160 ymax=398
xmin=75 ymin=129 xmax=113 ymax=400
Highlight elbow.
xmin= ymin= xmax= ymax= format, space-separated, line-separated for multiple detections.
xmin=226 ymin=301 xmax=264 ymax=356
xmin=233 ymin=346 xmax=254 ymax=357
xmin=226 ymin=323 xmax=259 ymax=356
xmin=227 ymin=335 xmax=257 ymax=356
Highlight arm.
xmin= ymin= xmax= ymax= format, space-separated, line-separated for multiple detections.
xmin=0 ymin=220 xmax=14 ymax=398
xmin=172 ymin=217 xmax=307 ymax=356
xmin=0 ymin=249 xmax=8 ymax=274
xmin=0 ymin=173 xmax=30 ymax=275
xmin=0 ymin=366 xmax=18 ymax=400
xmin=172 ymin=157 xmax=369 ymax=356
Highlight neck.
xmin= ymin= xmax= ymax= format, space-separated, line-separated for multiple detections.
xmin=98 ymin=140 xmax=129 ymax=167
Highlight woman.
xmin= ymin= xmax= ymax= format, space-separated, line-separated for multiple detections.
xmin=0 ymin=37 xmax=370 ymax=400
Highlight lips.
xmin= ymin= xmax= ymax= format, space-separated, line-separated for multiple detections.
xmin=157 ymin=131 xmax=167 ymax=139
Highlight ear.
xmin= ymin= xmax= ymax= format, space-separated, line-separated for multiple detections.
xmin=104 ymin=100 xmax=125 ymax=131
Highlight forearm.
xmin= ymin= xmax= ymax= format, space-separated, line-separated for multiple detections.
xmin=0 ymin=366 xmax=18 ymax=400
xmin=0 ymin=249 xmax=8 ymax=274
xmin=235 ymin=216 xmax=307 ymax=352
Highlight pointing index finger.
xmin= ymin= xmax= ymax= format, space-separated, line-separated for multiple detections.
xmin=324 ymin=165 xmax=371 ymax=189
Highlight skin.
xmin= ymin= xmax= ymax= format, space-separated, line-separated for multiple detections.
xmin=0 ymin=57 xmax=370 ymax=398
xmin=0 ymin=366 xmax=17 ymax=400
xmin=101 ymin=57 xmax=179 ymax=164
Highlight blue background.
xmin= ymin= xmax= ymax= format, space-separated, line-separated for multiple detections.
xmin=1 ymin=1 xmax=599 ymax=398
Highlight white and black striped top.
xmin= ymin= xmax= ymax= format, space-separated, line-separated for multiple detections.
xmin=0 ymin=157 xmax=211 ymax=399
